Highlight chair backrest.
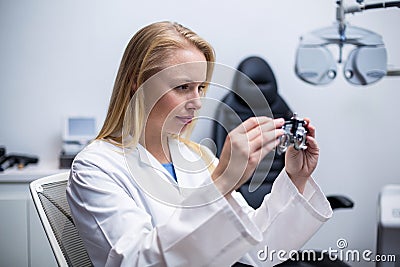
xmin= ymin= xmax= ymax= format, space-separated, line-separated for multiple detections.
xmin=30 ymin=172 xmax=93 ymax=267
xmin=213 ymin=56 xmax=293 ymax=208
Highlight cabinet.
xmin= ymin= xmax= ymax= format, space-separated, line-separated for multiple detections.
xmin=0 ymin=168 xmax=64 ymax=267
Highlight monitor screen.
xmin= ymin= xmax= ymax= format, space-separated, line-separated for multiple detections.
xmin=68 ymin=118 xmax=96 ymax=136
xmin=64 ymin=117 xmax=96 ymax=142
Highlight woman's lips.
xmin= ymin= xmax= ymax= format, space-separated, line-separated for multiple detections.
xmin=176 ymin=116 xmax=194 ymax=124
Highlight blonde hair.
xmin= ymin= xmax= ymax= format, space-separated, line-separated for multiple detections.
xmin=96 ymin=21 xmax=216 ymax=169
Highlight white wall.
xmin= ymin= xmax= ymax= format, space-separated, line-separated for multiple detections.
xmin=1 ymin=0 xmax=399 ymax=265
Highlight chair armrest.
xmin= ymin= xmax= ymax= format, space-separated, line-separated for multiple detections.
xmin=327 ymin=195 xmax=354 ymax=210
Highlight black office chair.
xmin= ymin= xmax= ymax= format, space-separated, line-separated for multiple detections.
xmin=214 ymin=56 xmax=353 ymax=267
xmin=214 ymin=56 xmax=294 ymax=208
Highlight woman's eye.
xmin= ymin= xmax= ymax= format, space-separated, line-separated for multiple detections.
xmin=174 ymin=84 xmax=205 ymax=95
xmin=175 ymin=84 xmax=189 ymax=90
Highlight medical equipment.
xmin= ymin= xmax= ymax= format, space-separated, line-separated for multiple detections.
xmin=61 ymin=116 xmax=96 ymax=155
xmin=277 ymin=113 xmax=308 ymax=155
xmin=0 ymin=147 xmax=39 ymax=171
xmin=376 ymin=184 xmax=400 ymax=266
xmin=295 ymin=0 xmax=400 ymax=86
xmin=59 ymin=116 xmax=97 ymax=168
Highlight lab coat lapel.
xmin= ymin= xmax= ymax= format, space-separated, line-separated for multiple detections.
xmin=124 ymin=145 xmax=183 ymax=207
xmin=168 ymin=138 xmax=210 ymax=188
xmin=127 ymin=138 xmax=211 ymax=204
xmin=136 ymin=143 xmax=177 ymax=184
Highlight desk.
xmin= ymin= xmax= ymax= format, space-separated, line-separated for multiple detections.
xmin=0 ymin=166 xmax=65 ymax=267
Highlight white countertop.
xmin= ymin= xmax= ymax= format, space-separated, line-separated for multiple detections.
xmin=0 ymin=164 xmax=68 ymax=183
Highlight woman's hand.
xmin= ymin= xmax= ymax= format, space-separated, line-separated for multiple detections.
xmin=285 ymin=118 xmax=319 ymax=194
xmin=212 ymin=117 xmax=285 ymax=196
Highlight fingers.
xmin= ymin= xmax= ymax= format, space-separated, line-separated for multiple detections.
xmin=235 ymin=117 xmax=269 ymax=133
xmin=224 ymin=117 xmax=285 ymax=168
xmin=259 ymin=138 xmax=281 ymax=159
xmin=305 ymin=136 xmax=319 ymax=155
xmin=286 ymin=136 xmax=319 ymax=160
xmin=245 ymin=137 xmax=281 ymax=172
xmin=245 ymin=118 xmax=284 ymax=140
xmin=236 ymin=117 xmax=284 ymax=134
xmin=248 ymin=128 xmax=284 ymax=154
xmin=245 ymin=118 xmax=284 ymax=152
xmin=304 ymin=117 xmax=316 ymax=138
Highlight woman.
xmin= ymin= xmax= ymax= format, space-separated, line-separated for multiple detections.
xmin=66 ymin=21 xmax=332 ymax=267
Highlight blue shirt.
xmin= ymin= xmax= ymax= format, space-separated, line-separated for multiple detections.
xmin=162 ymin=162 xmax=177 ymax=182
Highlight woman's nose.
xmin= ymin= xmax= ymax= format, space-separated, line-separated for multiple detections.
xmin=185 ymin=90 xmax=202 ymax=110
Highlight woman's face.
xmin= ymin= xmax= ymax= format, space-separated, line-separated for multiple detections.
xmin=143 ymin=46 xmax=207 ymax=137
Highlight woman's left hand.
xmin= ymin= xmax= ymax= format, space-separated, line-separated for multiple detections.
xmin=285 ymin=118 xmax=319 ymax=194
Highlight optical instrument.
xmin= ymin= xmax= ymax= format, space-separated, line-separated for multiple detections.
xmin=277 ymin=113 xmax=308 ymax=155
xmin=295 ymin=0 xmax=400 ymax=86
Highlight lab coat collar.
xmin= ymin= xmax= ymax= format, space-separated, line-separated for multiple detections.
xmin=135 ymin=140 xmax=176 ymax=184
xmin=135 ymin=137 xmax=209 ymax=188
xmin=126 ymin=137 xmax=221 ymax=207
xmin=124 ymin=140 xmax=182 ymax=205
xmin=169 ymin=137 xmax=210 ymax=188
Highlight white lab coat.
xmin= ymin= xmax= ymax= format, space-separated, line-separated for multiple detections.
xmin=66 ymin=138 xmax=332 ymax=267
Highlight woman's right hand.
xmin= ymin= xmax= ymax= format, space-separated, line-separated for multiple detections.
xmin=211 ymin=117 xmax=285 ymax=195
